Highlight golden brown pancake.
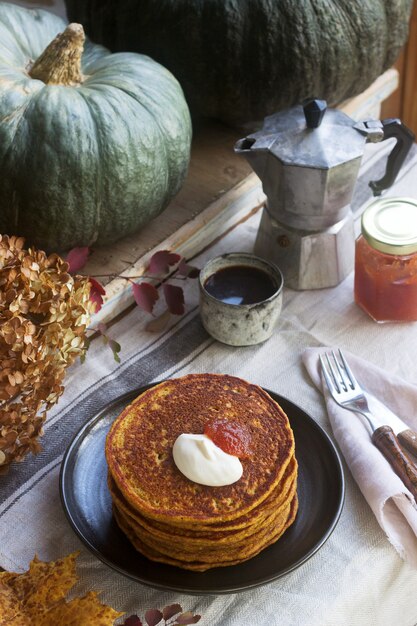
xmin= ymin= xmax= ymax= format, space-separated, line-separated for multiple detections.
xmin=114 ymin=494 xmax=295 ymax=561
xmin=105 ymin=373 xmax=298 ymax=570
xmin=113 ymin=495 xmax=299 ymax=572
xmin=109 ymin=472 xmax=297 ymax=549
xmin=107 ymin=458 xmax=297 ymax=542
xmin=106 ymin=374 xmax=295 ymax=524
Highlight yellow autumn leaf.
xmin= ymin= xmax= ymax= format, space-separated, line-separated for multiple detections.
xmin=0 ymin=552 xmax=123 ymax=625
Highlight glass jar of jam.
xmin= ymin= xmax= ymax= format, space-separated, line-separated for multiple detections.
xmin=354 ymin=197 xmax=417 ymax=322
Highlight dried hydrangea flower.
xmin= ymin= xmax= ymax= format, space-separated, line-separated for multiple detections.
xmin=0 ymin=235 xmax=93 ymax=471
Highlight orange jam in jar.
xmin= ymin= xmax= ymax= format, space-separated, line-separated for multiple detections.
xmin=354 ymin=197 xmax=417 ymax=322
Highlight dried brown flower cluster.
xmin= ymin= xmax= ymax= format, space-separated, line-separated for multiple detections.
xmin=0 ymin=235 xmax=93 ymax=471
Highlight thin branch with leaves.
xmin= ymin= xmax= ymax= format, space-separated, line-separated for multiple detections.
xmin=67 ymin=247 xmax=200 ymax=362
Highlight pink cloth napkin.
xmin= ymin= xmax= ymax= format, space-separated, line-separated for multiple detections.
xmin=303 ymin=347 xmax=417 ymax=568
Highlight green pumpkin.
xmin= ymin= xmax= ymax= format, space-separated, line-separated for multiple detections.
xmin=0 ymin=3 xmax=192 ymax=251
xmin=65 ymin=0 xmax=412 ymax=125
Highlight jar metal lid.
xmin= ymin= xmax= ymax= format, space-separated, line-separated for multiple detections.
xmin=361 ymin=197 xmax=417 ymax=255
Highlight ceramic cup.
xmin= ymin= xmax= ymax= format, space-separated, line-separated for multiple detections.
xmin=199 ymin=252 xmax=284 ymax=346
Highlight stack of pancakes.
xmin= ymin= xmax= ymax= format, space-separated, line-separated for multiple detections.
xmin=106 ymin=373 xmax=298 ymax=571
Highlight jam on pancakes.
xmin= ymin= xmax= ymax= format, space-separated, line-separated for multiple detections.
xmin=204 ymin=418 xmax=252 ymax=458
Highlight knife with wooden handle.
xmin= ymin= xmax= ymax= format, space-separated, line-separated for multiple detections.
xmin=397 ymin=429 xmax=417 ymax=457
xmin=372 ymin=426 xmax=417 ymax=498
xmin=365 ymin=394 xmax=417 ymax=459
xmin=377 ymin=412 xmax=417 ymax=458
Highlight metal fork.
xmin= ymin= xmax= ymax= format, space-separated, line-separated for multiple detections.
xmin=320 ymin=349 xmax=417 ymax=501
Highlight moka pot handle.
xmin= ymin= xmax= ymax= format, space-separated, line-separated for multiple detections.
xmin=369 ymin=119 xmax=415 ymax=196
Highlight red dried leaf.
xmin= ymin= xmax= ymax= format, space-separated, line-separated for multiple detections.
xmin=148 ymin=250 xmax=181 ymax=275
xmin=177 ymin=259 xmax=200 ymax=279
xmin=163 ymin=283 xmax=185 ymax=315
xmin=123 ymin=616 xmax=143 ymax=626
xmin=163 ymin=604 xmax=182 ymax=621
xmin=89 ymin=278 xmax=106 ymax=312
xmin=66 ymin=246 xmax=90 ymax=273
xmin=145 ymin=608 xmax=163 ymax=626
xmin=132 ymin=282 xmax=159 ymax=313
xmin=145 ymin=309 xmax=171 ymax=333
xmin=175 ymin=612 xmax=201 ymax=625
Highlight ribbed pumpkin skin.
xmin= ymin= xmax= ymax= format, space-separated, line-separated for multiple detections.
xmin=65 ymin=0 xmax=412 ymax=126
xmin=0 ymin=3 xmax=192 ymax=251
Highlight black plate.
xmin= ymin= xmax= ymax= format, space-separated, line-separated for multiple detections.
xmin=60 ymin=384 xmax=345 ymax=595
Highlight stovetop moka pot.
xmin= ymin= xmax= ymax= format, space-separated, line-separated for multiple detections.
xmin=235 ymin=99 xmax=415 ymax=289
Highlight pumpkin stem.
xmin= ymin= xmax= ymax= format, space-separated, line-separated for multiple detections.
xmin=29 ymin=23 xmax=85 ymax=86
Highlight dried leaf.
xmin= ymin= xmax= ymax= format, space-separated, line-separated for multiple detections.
xmin=163 ymin=603 xmax=182 ymax=620
xmin=89 ymin=278 xmax=106 ymax=313
xmin=177 ymin=259 xmax=200 ymax=279
xmin=145 ymin=309 xmax=171 ymax=333
xmin=0 ymin=553 xmax=123 ymax=624
xmin=163 ymin=283 xmax=185 ymax=315
xmin=175 ymin=611 xmax=201 ymax=624
xmin=148 ymin=250 xmax=181 ymax=275
xmin=109 ymin=339 xmax=121 ymax=363
xmin=132 ymin=282 xmax=159 ymax=313
xmin=0 ymin=235 xmax=92 ymax=468
xmin=66 ymin=247 xmax=90 ymax=273
xmin=93 ymin=322 xmax=121 ymax=362
xmin=36 ymin=592 xmax=121 ymax=625
xmin=79 ymin=337 xmax=91 ymax=363
xmin=145 ymin=608 xmax=163 ymax=626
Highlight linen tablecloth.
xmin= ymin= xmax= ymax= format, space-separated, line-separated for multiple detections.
xmin=2 ymin=146 xmax=417 ymax=626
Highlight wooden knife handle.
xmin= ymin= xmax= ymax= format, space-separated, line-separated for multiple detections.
xmin=372 ymin=425 xmax=417 ymax=501
xmin=397 ymin=429 xmax=417 ymax=459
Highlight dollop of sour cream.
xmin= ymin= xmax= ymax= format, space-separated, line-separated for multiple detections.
xmin=172 ymin=433 xmax=243 ymax=486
